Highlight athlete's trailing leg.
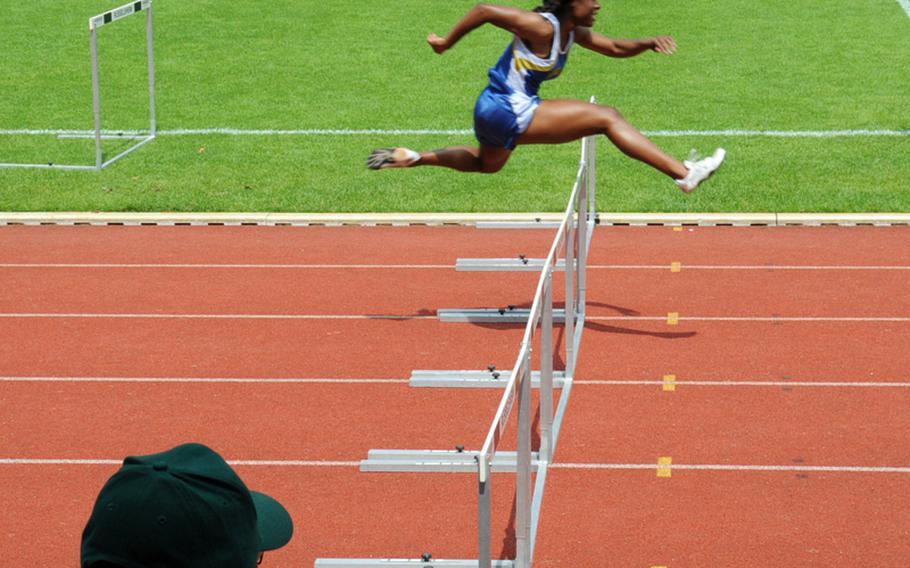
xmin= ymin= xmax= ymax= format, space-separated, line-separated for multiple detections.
xmin=367 ymin=145 xmax=511 ymax=174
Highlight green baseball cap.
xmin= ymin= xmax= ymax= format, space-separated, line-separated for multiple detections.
xmin=81 ymin=443 xmax=293 ymax=568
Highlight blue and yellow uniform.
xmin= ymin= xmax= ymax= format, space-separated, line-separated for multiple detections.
xmin=474 ymin=12 xmax=575 ymax=150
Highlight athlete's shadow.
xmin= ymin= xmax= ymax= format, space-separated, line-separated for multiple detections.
xmin=465 ymin=300 xmax=698 ymax=340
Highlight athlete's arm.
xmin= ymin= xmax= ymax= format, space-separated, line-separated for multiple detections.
xmin=428 ymin=4 xmax=553 ymax=54
xmin=575 ymin=27 xmax=677 ymax=57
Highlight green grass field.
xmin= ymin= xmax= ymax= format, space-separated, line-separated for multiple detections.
xmin=1 ymin=0 xmax=909 ymax=213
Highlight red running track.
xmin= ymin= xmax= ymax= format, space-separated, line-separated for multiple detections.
xmin=0 ymin=225 xmax=908 ymax=567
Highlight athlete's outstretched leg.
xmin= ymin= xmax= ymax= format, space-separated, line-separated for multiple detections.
xmin=518 ymin=100 xmax=724 ymax=192
xmin=518 ymin=100 xmax=686 ymax=177
xmin=368 ymin=144 xmax=511 ymax=174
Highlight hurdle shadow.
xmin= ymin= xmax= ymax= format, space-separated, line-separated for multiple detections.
xmin=498 ymin=405 xmax=543 ymax=561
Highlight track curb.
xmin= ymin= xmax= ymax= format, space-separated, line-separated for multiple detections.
xmin=0 ymin=212 xmax=908 ymax=227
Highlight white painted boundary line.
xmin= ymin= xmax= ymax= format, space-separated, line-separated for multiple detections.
xmin=552 ymin=463 xmax=910 ymax=474
xmin=0 ymin=458 xmax=360 ymax=467
xmin=0 ymin=376 xmax=408 ymax=384
xmin=0 ymin=263 xmax=453 ymax=269
xmin=2 ymin=128 xmax=910 ymax=138
xmin=587 ymin=316 xmax=910 ymax=323
xmin=2 ymin=263 xmax=909 ymax=271
xmin=1 ymin=458 xmax=906 ymax=473
xmin=1 ymin=313 xmax=909 ymax=322
xmin=587 ymin=265 xmax=910 ymax=271
xmin=0 ymin=128 xmax=474 ymax=137
xmin=0 ymin=312 xmax=436 ymax=320
xmin=2 ymin=376 xmax=906 ymax=388
xmin=574 ymin=379 xmax=910 ymax=388
xmin=897 ymin=0 xmax=910 ymax=19
xmin=647 ymin=129 xmax=910 ymax=138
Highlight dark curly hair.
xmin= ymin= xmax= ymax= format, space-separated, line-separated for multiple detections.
xmin=533 ymin=0 xmax=573 ymax=18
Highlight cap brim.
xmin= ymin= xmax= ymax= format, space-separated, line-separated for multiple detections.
xmin=250 ymin=491 xmax=294 ymax=551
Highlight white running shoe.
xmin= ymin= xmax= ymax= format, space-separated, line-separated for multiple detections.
xmin=675 ymin=148 xmax=726 ymax=193
xmin=367 ymin=147 xmax=421 ymax=170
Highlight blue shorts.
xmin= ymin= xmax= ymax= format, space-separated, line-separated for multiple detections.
xmin=473 ymin=88 xmax=540 ymax=150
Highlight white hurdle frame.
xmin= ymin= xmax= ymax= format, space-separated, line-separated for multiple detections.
xmin=318 ymin=109 xmax=597 ymax=568
xmin=476 ymin=132 xmax=595 ymax=568
xmin=0 ymin=0 xmax=156 ymax=171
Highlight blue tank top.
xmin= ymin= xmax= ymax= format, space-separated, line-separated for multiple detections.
xmin=486 ymin=12 xmax=574 ymax=97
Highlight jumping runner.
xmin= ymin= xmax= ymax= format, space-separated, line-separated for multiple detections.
xmin=367 ymin=0 xmax=725 ymax=193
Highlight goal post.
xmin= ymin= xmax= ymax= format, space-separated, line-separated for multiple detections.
xmin=0 ymin=0 xmax=156 ymax=171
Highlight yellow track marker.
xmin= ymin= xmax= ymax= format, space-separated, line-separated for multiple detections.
xmin=667 ymin=312 xmax=679 ymax=325
xmin=670 ymin=261 xmax=682 ymax=273
xmin=657 ymin=457 xmax=673 ymax=478
xmin=672 ymin=226 xmax=684 ymax=232
xmin=663 ymin=374 xmax=677 ymax=392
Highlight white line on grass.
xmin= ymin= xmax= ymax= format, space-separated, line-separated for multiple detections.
xmin=0 ymin=128 xmax=474 ymax=137
xmin=2 ymin=128 xmax=910 ymax=138
xmin=645 ymin=129 xmax=910 ymax=138
xmin=1 ymin=458 xmax=906 ymax=473
xmin=898 ymin=0 xmax=910 ymax=19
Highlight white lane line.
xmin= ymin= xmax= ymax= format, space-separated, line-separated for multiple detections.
xmin=0 ymin=458 xmax=360 ymax=467
xmin=1 ymin=459 xmax=906 ymax=473
xmin=2 ymin=128 xmax=909 ymax=138
xmin=898 ymin=0 xmax=910 ymax=19
xmin=0 ymin=459 xmax=122 ymax=465
xmin=0 ymin=263 xmax=452 ymax=269
xmin=575 ymin=380 xmax=910 ymax=388
xmin=2 ymin=376 xmax=905 ymax=388
xmin=0 ymin=376 xmax=407 ymax=384
xmin=0 ymin=313 xmax=907 ymax=322
xmin=587 ymin=316 xmax=910 ymax=323
xmin=1 ymin=263 xmax=909 ymax=271
xmin=681 ymin=316 xmax=910 ymax=322
xmin=228 ymin=460 xmax=361 ymax=467
xmin=0 ymin=312 xmax=436 ymax=320
xmin=552 ymin=463 xmax=910 ymax=474
xmin=588 ymin=265 xmax=910 ymax=271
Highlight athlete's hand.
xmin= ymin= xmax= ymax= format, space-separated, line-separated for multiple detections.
xmin=651 ymin=36 xmax=677 ymax=55
xmin=427 ymin=33 xmax=448 ymax=54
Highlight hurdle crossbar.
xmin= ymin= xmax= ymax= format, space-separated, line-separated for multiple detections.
xmin=317 ymin=110 xmax=597 ymax=568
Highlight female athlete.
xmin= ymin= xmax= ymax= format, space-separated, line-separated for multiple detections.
xmin=367 ymin=0 xmax=725 ymax=193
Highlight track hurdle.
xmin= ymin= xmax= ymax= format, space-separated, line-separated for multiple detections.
xmin=316 ymin=125 xmax=597 ymax=568
xmin=0 ymin=0 xmax=156 ymax=171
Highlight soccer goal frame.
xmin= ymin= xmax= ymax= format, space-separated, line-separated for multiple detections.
xmin=0 ymin=0 xmax=156 ymax=171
